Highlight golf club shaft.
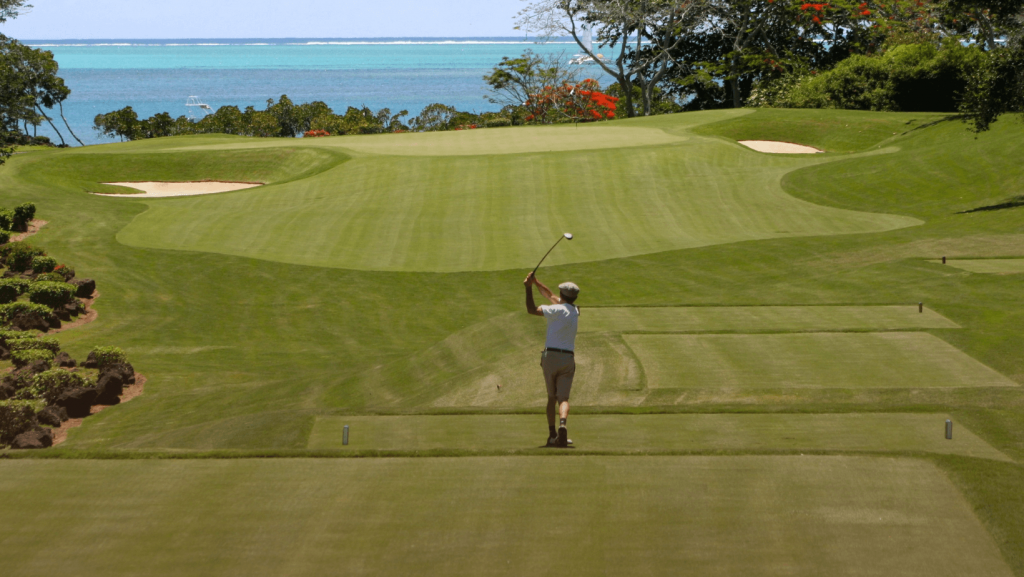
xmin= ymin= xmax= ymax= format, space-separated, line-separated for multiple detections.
xmin=532 ymin=237 xmax=565 ymax=276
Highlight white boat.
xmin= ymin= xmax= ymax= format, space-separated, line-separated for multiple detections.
xmin=569 ymin=27 xmax=606 ymax=65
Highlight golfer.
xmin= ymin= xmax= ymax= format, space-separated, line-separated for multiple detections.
xmin=524 ymin=272 xmax=580 ymax=447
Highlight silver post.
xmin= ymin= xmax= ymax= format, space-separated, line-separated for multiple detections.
xmin=945 ymin=420 xmax=952 ymax=440
xmin=343 ymin=424 xmax=350 ymax=446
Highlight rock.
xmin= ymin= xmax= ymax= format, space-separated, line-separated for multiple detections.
xmin=36 ymin=405 xmax=67 ymax=426
xmin=0 ymin=382 xmax=14 ymax=400
xmin=102 ymin=362 xmax=135 ymax=385
xmin=64 ymin=302 xmax=80 ymax=317
xmin=24 ymin=358 xmax=51 ymax=375
xmin=47 ymin=315 xmax=61 ymax=330
xmin=55 ymin=386 xmax=98 ymax=418
xmin=71 ymin=278 xmax=96 ymax=298
xmin=54 ymin=351 xmax=76 ymax=368
xmin=0 ymin=344 xmax=9 ymax=360
xmin=12 ymin=428 xmax=53 ymax=449
xmin=1 ymin=269 xmax=17 ymax=278
xmin=54 ymin=307 xmax=71 ymax=321
xmin=83 ymin=350 xmax=98 ymax=369
xmin=10 ymin=311 xmax=51 ymax=332
xmin=94 ymin=372 xmax=123 ymax=405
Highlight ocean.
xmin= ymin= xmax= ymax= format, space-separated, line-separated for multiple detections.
xmin=20 ymin=38 xmax=611 ymax=146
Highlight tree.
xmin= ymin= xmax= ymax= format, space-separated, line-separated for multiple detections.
xmin=93 ymin=106 xmax=141 ymax=141
xmin=410 ymin=103 xmax=459 ymax=131
xmin=0 ymin=36 xmax=82 ymax=146
xmin=516 ymin=0 xmax=709 ymax=116
xmin=483 ymin=49 xmax=582 ymax=108
xmin=960 ymin=17 xmax=1024 ymax=130
xmin=0 ymin=0 xmax=30 ymax=24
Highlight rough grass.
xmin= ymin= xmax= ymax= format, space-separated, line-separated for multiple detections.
xmin=0 ymin=456 xmax=1013 ymax=577
xmin=935 ymin=259 xmax=1024 ymax=273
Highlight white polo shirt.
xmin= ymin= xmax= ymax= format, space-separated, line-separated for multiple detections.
xmin=541 ymin=303 xmax=579 ymax=351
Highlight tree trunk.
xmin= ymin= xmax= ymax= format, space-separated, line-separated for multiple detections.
xmin=58 ymin=102 xmax=85 ymax=146
xmin=35 ymin=104 xmax=66 ymax=146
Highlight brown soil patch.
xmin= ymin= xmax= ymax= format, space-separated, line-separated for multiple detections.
xmin=51 ymin=291 xmax=99 ymax=334
xmin=10 ymin=219 xmax=47 ymax=242
xmin=50 ymin=373 xmax=147 ymax=446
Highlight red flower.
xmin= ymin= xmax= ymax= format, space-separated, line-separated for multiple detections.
xmin=813 ymin=15 xmax=821 ymax=22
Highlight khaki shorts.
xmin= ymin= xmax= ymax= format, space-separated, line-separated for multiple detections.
xmin=541 ymin=350 xmax=575 ymax=402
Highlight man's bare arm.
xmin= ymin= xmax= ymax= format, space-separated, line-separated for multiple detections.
xmin=524 ymin=273 xmax=544 ymax=316
xmin=534 ymin=277 xmax=561 ymax=305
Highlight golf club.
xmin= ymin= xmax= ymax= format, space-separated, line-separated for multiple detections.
xmin=532 ymin=233 xmax=573 ymax=276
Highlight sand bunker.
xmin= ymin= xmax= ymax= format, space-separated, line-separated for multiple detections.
xmin=97 ymin=181 xmax=262 ymax=197
xmin=738 ymin=140 xmax=823 ymax=154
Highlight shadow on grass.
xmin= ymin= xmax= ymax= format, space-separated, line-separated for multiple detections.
xmin=959 ymin=195 xmax=1024 ymax=214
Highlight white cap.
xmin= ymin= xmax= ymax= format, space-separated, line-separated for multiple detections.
xmin=558 ymin=282 xmax=580 ymax=298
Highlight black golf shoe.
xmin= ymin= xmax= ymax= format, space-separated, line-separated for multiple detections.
xmin=557 ymin=425 xmax=568 ymax=447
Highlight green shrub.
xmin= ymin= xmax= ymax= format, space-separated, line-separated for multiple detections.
xmin=0 ymin=209 xmax=13 ymax=231
xmin=31 ymin=256 xmax=57 ymax=273
xmin=0 ymin=301 xmax=53 ymax=324
xmin=27 ymin=281 xmax=76 ymax=308
xmin=9 ymin=336 xmax=60 ymax=353
xmin=0 ymin=230 xmax=9 ymax=245
xmin=0 ymin=329 xmax=29 ymax=346
xmin=0 ymin=400 xmax=37 ymax=446
xmin=12 ymin=203 xmax=36 ymax=231
xmin=54 ymin=264 xmax=74 ymax=281
xmin=35 ymin=272 xmax=64 ymax=283
xmin=756 ymin=41 xmax=988 ymax=112
xmin=18 ymin=369 xmax=90 ymax=404
xmin=91 ymin=346 xmax=128 ymax=369
xmin=11 ymin=348 xmax=53 ymax=367
xmin=1 ymin=242 xmax=45 ymax=272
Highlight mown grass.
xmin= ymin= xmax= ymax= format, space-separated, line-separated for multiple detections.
xmin=0 ymin=108 xmax=1022 ymax=574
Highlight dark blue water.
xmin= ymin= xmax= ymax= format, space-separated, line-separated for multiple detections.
xmin=22 ymin=38 xmax=608 ymax=145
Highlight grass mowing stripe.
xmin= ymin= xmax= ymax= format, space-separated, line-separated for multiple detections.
xmin=580 ymin=305 xmax=959 ymax=333
xmin=933 ymin=259 xmax=1024 ymax=274
xmin=0 ymin=456 xmax=1012 ymax=576
xmin=307 ymin=414 xmax=1009 ymax=460
xmin=626 ymin=332 xmax=1018 ymax=389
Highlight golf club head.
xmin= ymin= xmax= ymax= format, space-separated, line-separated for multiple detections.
xmin=564 ymin=233 xmax=573 ymax=240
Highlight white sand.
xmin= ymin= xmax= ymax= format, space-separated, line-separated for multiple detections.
xmin=738 ymin=140 xmax=824 ymax=154
xmin=97 ymin=181 xmax=262 ymax=197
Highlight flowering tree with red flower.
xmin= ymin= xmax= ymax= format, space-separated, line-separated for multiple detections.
xmin=523 ymin=79 xmax=618 ymax=124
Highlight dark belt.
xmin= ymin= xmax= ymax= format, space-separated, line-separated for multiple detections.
xmin=545 ymin=347 xmax=574 ymax=355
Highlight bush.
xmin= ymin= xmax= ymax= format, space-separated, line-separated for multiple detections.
xmin=18 ymin=369 xmax=90 ymax=404
xmin=91 ymin=346 xmax=128 ymax=369
xmin=0 ymin=400 xmax=37 ymax=446
xmin=27 ymin=281 xmax=76 ymax=308
xmin=35 ymin=272 xmax=64 ymax=283
xmin=1 ymin=242 xmax=45 ymax=272
xmin=756 ymin=42 xmax=988 ymax=112
xmin=31 ymin=255 xmax=57 ymax=273
xmin=11 ymin=348 xmax=54 ymax=367
xmin=12 ymin=203 xmax=36 ymax=231
xmin=0 ymin=209 xmax=13 ymax=231
xmin=53 ymin=264 xmax=74 ymax=281
xmin=0 ymin=301 xmax=53 ymax=324
xmin=0 ymin=329 xmax=29 ymax=346
xmin=0 ymin=230 xmax=9 ymax=245
xmin=8 ymin=336 xmax=60 ymax=353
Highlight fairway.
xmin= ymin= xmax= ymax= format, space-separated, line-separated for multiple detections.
xmin=933 ymin=259 xmax=1024 ymax=273
xmin=308 ymin=414 xmax=1009 ymax=459
xmin=0 ymin=456 xmax=1010 ymax=577
xmin=627 ymin=332 xmax=1018 ymax=389
xmin=99 ymin=129 xmax=919 ymax=272
xmin=580 ymin=305 xmax=959 ymax=333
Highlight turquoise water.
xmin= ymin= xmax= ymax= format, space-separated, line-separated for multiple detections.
xmin=23 ymin=38 xmax=608 ymax=145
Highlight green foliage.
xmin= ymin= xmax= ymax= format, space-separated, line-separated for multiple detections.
xmin=0 ymin=208 xmax=12 ymax=230
xmin=756 ymin=42 xmax=987 ymax=112
xmin=0 ymin=301 xmax=52 ymax=324
xmin=12 ymin=202 xmax=35 ymax=230
xmin=27 ymin=280 xmax=76 ymax=308
xmin=0 ymin=277 xmax=28 ymax=303
xmin=90 ymin=346 xmax=128 ymax=369
xmin=18 ymin=369 xmax=90 ymax=404
xmin=9 ymin=336 xmax=60 ymax=353
xmin=31 ymin=255 xmax=57 ymax=273
xmin=1 ymin=36 xmax=74 ymax=147
xmin=960 ymin=38 xmax=1024 ymax=132
xmin=0 ymin=399 xmax=36 ymax=447
xmin=53 ymin=264 xmax=74 ymax=281
xmin=11 ymin=348 xmax=54 ymax=367
xmin=34 ymin=271 xmax=64 ymax=283
xmin=0 ymin=241 xmax=45 ymax=272
xmin=0 ymin=328 xmax=28 ymax=346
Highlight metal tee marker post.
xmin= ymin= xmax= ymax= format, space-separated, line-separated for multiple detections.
xmin=533 ymin=233 xmax=573 ymax=276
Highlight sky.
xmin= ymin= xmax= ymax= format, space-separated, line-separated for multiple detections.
xmin=0 ymin=0 xmax=531 ymax=39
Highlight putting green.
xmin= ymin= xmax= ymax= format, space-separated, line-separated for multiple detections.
xmin=580 ymin=305 xmax=959 ymax=333
xmin=104 ymin=134 xmax=918 ymax=272
xmin=308 ymin=414 xmax=1008 ymax=460
xmin=0 ymin=457 xmax=1011 ymax=576
xmin=626 ymin=332 xmax=1018 ymax=389
xmin=932 ymin=259 xmax=1024 ymax=274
